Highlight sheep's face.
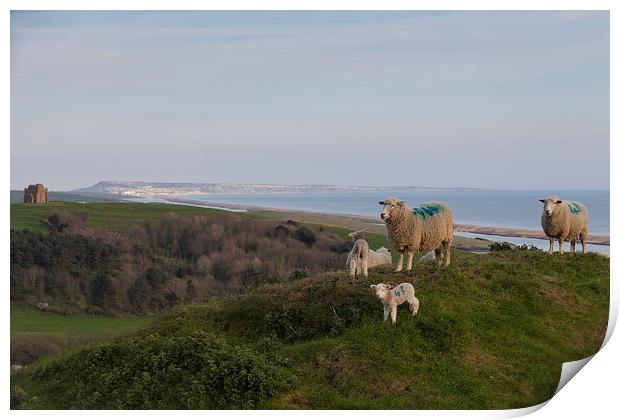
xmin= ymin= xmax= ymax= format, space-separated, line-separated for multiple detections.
xmin=539 ymin=196 xmax=563 ymax=217
xmin=379 ymin=198 xmax=405 ymax=221
xmin=370 ymin=283 xmax=393 ymax=300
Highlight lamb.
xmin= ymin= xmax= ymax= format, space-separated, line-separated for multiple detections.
xmin=347 ymin=245 xmax=392 ymax=278
xmin=347 ymin=238 xmax=370 ymax=278
xmin=369 ymin=246 xmax=392 ymax=267
xmin=346 ymin=229 xmax=392 ymax=277
xmin=540 ymin=195 xmax=589 ymax=254
xmin=379 ymin=198 xmax=454 ymax=271
xmin=370 ymin=282 xmax=419 ymax=324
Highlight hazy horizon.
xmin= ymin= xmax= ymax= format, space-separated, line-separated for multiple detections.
xmin=11 ymin=11 xmax=610 ymax=191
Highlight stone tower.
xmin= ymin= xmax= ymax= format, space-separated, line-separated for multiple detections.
xmin=23 ymin=184 xmax=48 ymax=203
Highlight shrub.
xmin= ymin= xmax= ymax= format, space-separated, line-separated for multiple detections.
xmin=292 ymin=227 xmax=317 ymax=246
xmin=288 ymin=270 xmax=309 ymax=281
xmin=28 ymin=332 xmax=294 ymax=409
xmin=489 ymin=242 xmax=513 ymax=252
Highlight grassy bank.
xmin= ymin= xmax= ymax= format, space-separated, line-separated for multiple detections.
xmin=11 ymin=306 xmax=156 ymax=335
xmin=11 ymin=249 xmax=609 ymax=409
xmin=11 ymin=306 xmax=155 ymax=366
xmin=10 ymin=201 xmax=240 ymax=232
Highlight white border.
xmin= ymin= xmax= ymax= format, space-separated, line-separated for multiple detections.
xmin=3 ymin=1 xmax=616 ymax=419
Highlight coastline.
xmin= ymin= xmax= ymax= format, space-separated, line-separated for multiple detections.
xmin=158 ymin=195 xmax=610 ymax=246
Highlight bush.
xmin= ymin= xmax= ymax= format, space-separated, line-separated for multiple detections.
xmin=489 ymin=242 xmax=513 ymax=252
xmin=28 ymin=332 xmax=294 ymax=409
xmin=292 ymin=227 xmax=317 ymax=246
xmin=288 ymin=270 xmax=309 ymax=281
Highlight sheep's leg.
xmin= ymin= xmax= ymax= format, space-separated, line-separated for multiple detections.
xmin=548 ymin=238 xmax=554 ymax=255
xmin=406 ymin=250 xmax=414 ymax=271
xmin=558 ymin=239 xmax=564 ymax=255
xmin=570 ymin=240 xmax=576 ymax=254
xmin=408 ymin=296 xmax=420 ymax=316
xmin=383 ymin=306 xmax=389 ymax=322
xmin=434 ymin=247 xmax=442 ymax=266
xmin=390 ymin=307 xmax=397 ymax=324
xmin=350 ymin=258 xmax=357 ymax=278
xmin=362 ymin=259 xmax=368 ymax=278
xmin=395 ymin=252 xmax=404 ymax=272
xmin=581 ymin=235 xmax=587 ymax=254
xmin=443 ymin=240 xmax=452 ymax=266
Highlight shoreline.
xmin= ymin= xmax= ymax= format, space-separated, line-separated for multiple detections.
xmin=158 ymin=195 xmax=610 ymax=246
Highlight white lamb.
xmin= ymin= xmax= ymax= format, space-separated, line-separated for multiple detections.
xmin=346 ymin=229 xmax=392 ymax=278
xmin=347 ymin=238 xmax=370 ymax=278
xmin=368 ymin=247 xmax=392 ymax=267
xmin=370 ymin=282 xmax=419 ymax=324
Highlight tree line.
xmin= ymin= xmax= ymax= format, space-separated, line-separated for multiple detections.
xmin=10 ymin=212 xmax=352 ymax=314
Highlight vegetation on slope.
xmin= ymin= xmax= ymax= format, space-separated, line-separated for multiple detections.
xmin=11 ymin=249 xmax=609 ymax=409
xmin=11 ymin=209 xmax=354 ymax=314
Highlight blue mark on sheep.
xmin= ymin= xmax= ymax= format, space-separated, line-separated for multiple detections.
xmin=567 ymin=202 xmax=581 ymax=214
xmin=412 ymin=203 xmax=442 ymax=219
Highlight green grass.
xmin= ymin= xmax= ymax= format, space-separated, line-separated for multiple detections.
xmin=10 ymin=201 xmax=253 ymax=232
xmin=11 ymin=250 xmax=609 ymax=409
xmin=11 ymin=305 xmax=155 ymax=336
xmin=10 ymin=306 xmax=157 ymax=367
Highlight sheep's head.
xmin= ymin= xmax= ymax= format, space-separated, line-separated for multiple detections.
xmin=379 ymin=198 xmax=406 ymax=221
xmin=348 ymin=228 xmax=367 ymax=241
xmin=539 ymin=195 xmax=563 ymax=217
xmin=370 ymin=283 xmax=393 ymax=300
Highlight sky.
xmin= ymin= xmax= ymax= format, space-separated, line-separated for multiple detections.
xmin=10 ymin=11 xmax=610 ymax=191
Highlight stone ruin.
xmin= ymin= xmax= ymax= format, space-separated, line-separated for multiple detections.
xmin=23 ymin=183 xmax=48 ymax=203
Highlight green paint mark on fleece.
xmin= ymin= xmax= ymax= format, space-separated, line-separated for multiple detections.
xmin=567 ymin=202 xmax=581 ymax=214
xmin=412 ymin=203 xmax=442 ymax=220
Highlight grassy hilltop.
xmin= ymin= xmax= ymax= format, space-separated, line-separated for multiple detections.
xmin=11 ymin=251 xmax=608 ymax=409
xmin=10 ymin=201 xmax=609 ymax=409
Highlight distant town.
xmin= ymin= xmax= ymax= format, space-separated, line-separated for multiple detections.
xmin=72 ymin=180 xmax=491 ymax=197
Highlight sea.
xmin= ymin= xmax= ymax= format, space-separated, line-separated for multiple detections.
xmin=182 ymin=190 xmax=609 ymax=234
xmin=180 ymin=189 xmax=610 ymax=254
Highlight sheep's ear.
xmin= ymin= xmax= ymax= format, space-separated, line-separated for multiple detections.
xmin=378 ymin=201 xmax=384 ymax=205
xmin=348 ymin=232 xmax=354 ymax=238
xmin=370 ymin=285 xmax=376 ymax=290
xmin=397 ymin=201 xmax=406 ymax=207
xmin=385 ymin=283 xmax=393 ymax=289
xmin=539 ymin=199 xmax=545 ymax=203
xmin=556 ymin=200 xmax=562 ymax=204
xmin=361 ymin=228 xmax=367 ymax=232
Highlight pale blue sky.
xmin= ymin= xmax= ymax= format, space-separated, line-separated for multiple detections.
xmin=11 ymin=11 xmax=609 ymax=190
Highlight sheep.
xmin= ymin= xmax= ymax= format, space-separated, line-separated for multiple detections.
xmin=540 ymin=195 xmax=589 ymax=254
xmin=370 ymin=282 xmax=419 ymax=324
xmin=369 ymin=246 xmax=392 ymax=267
xmin=379 ymin=198 xmax=454 ymax=271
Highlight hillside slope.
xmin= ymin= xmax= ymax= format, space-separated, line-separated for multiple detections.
xmin=11 ymin=249 xmax=609 ymax=409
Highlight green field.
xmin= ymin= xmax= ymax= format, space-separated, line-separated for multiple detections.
xmin=11 ymin=250 xmax=609 ymax=409
xmin=10 ymin=305 xmax=156 ymax=367
xmin=11 ymin=306 xmax=155 ymax=336
xmin=10 ymin=201 xmax=246 ymax=231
